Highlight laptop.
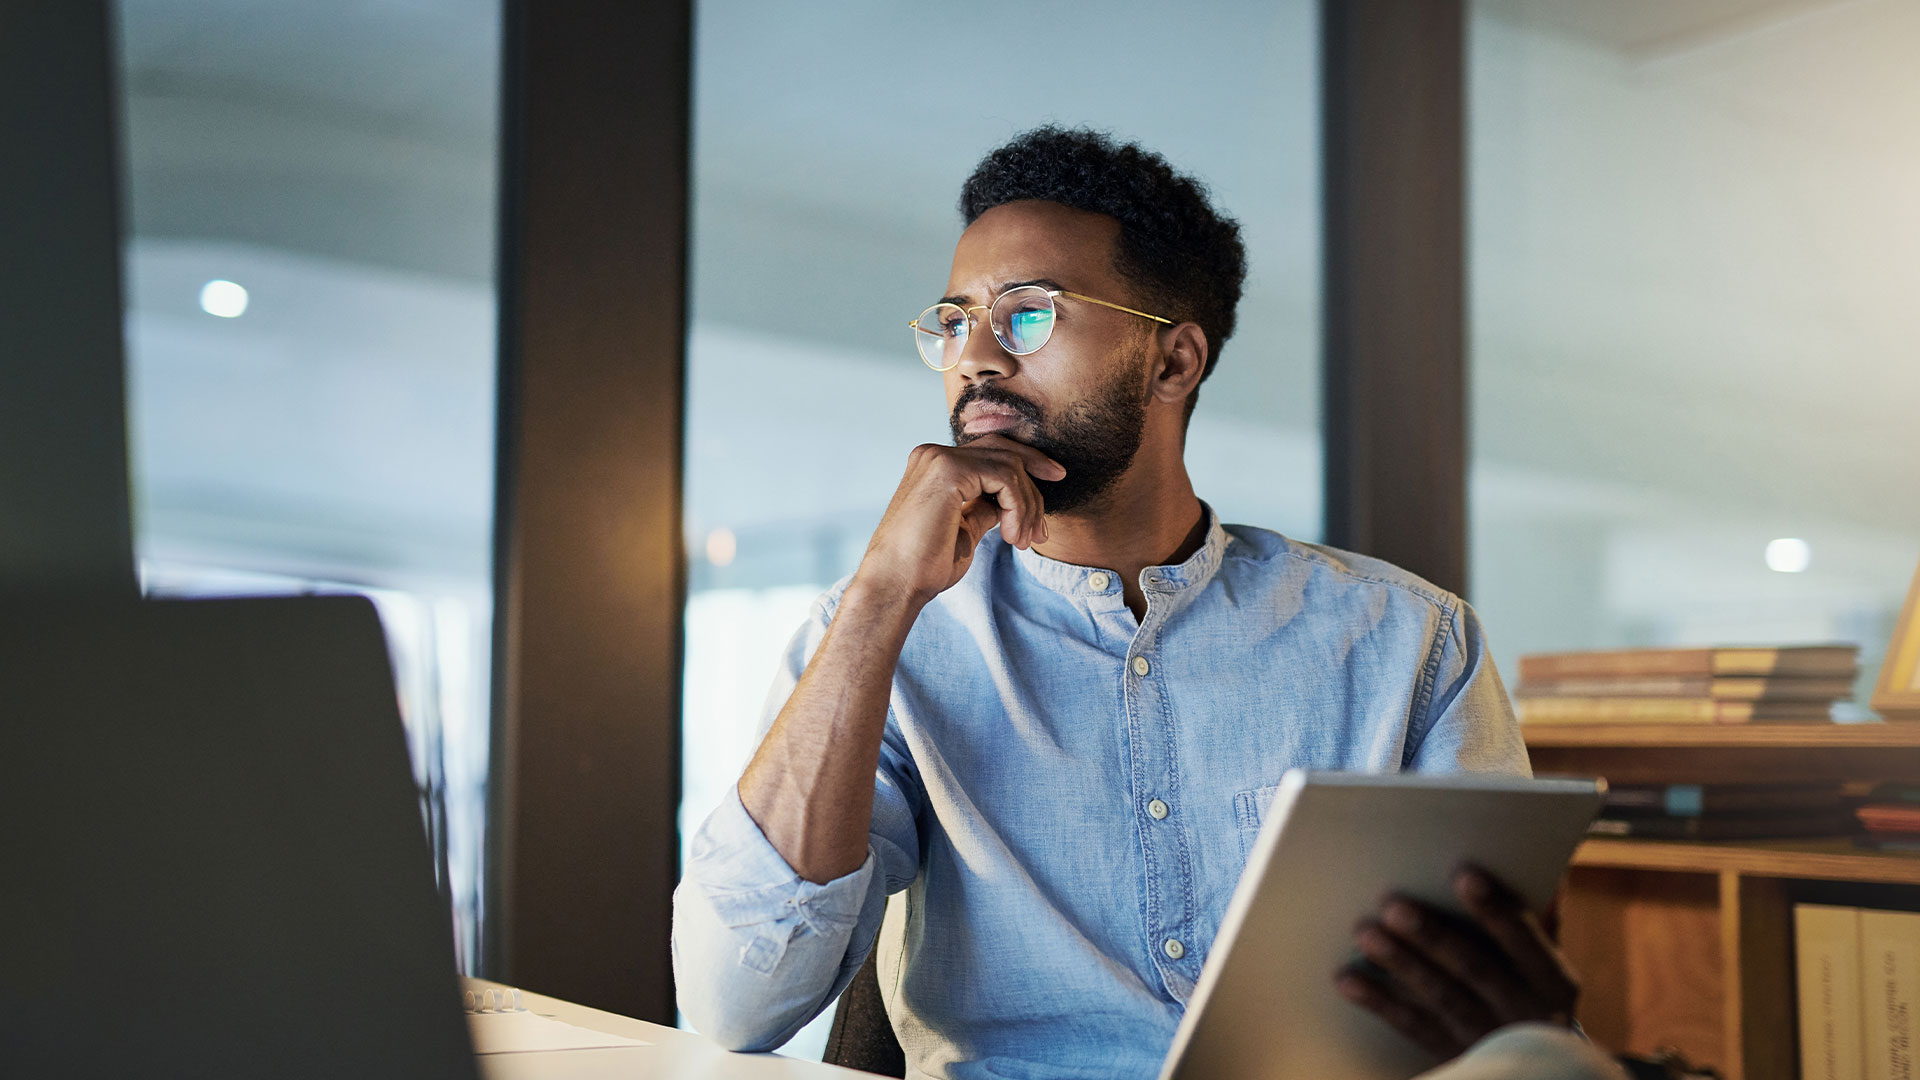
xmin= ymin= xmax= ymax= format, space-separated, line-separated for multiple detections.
xmin=0 ymin=594 xmax=479 ymax=1079
xmin=1158 ymin=770 xmax=1606 ymax=1080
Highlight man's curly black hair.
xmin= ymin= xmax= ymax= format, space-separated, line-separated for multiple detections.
xmin=959 ymin=126 xmax=1247 ymax=411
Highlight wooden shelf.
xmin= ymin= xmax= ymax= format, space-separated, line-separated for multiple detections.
xmin=1572 ymin=836 xmax=1920 ymax=884
xmin=1528 ymin=723 xmax=1920 ymax=1080
xmin=1523 ymin=722 xmax=1920 ymax=749
xmin=1524 ymin=722 xmax=1920 ymax=784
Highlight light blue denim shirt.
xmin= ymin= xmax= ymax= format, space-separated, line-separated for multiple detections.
xmin=673 ymin=510 xmax=1527 ymax=1080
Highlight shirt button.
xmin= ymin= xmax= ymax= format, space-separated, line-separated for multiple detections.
xmin=1131 ymin=655 xmax=1151 ymax=677
xmin=1087 ymin=571 xmax=1111 ymax=591
xmin=1163 ymin=937 xmax=1186 ymax=960
xmin=1147 ymin=799 xmax=1169 ymax=820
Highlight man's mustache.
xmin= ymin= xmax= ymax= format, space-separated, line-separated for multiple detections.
xmin=950 ymin=383 xmax=1043 ymax=431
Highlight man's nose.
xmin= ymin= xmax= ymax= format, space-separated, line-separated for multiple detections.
xmin=955 ymin=310 xmax=1014 ymax=382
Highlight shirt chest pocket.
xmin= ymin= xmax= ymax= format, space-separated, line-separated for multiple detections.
xmin=1232 ymin=781 xmax=1285 ymax=866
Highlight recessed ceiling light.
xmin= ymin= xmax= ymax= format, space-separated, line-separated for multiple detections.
xmin=1765 ymin=538 xmax=1810 ymax=573
xmin=199 ymin=279 xmax=249 ymax=318
xmin=705 ymin=528 xmax=737 ymax=567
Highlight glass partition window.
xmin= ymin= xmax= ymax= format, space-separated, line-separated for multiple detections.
xmin=684 ymin=0 xmax=1322 ymax=1055
xmin=1467 ymin=0 xmax=1920 ymax=707
xmin=115 ymin=0 xmax=501 ymax=966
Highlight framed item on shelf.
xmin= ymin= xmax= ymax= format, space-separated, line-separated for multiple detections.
xmin=1873 ymin=560 xmax=1920 ymax=720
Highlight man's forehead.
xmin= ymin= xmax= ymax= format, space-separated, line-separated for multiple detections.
xmin=942 ymin=200 xmax=1122 ymax=302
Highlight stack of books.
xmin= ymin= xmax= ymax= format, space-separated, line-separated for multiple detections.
xmin=1588 ymin=781 xmax=1854 ymax=840
xmin=1516 ymin=644 xmax=1859 ymax=725
xmin=1854 ymin=782 xmax=1920 ymax=852
xmin=1795 ymin=903 xmax=1920 ymax=1080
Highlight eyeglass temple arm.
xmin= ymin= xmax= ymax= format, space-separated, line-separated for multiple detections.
xmin=1057 ymin=290 xmax=1173 ymax=325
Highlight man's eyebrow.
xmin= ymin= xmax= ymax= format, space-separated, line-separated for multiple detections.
xmin=938 ymin=278 xmax=1067 ymax=308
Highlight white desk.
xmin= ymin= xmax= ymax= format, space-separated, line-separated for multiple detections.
xmin=470 ymin=980 xmax=872 ymax=1080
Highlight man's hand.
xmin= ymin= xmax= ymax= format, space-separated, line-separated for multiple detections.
xmin=1335 ymin=865 xmax=1580 ymax=1060
xmin=855 ymin=435 xmax=1066 ymax=605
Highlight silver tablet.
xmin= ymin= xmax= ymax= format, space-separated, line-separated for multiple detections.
xmin=1159 ymin=770 xmax=1605 ymax=1080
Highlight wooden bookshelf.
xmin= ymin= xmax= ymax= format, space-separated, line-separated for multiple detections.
xmin=1526 ymin=724 xmax=1920 ymax=1080
xmin=1525 ymin=723 xmax=1920 ymax=749
xmin=1527 ymin=721 xmax=1920 ymax=785
xmin=1573 ymin=836 xmax=1920 ymax=885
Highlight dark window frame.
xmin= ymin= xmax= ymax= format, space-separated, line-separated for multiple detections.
xmin=485 ymin=0 xmax=692 ymax=1023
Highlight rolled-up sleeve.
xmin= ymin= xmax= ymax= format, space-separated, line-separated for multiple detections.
xmin=670 ymin=593 xmax=923 ymax=1051
xmin=1405 ymin=596 xmax=1529 ymax=777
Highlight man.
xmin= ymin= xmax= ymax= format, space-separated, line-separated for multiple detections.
xmin=673 ymin=127 xmax=1611 ymax=1080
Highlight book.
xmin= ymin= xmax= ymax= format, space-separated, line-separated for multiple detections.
xmin=1856 ymin=805 xmax=1920 ymax=833
xmin=1604 ymin=783 xmax=1843 ymax=817
xmin=1798 ymin=904 xmax=1865 ymax=1080
xmin=1515 ymin=675 xmax=1856 ymax=701
xmin=1519 ymin=645 xmax=1860 ymax=683
xmin=1861 ymin=909 xmax=1920 ymax=1080
xmin=1519 ymin=696 xmax=1836 ymax=725
xmin=1589 ymin=812 xmax=1854 ymax=840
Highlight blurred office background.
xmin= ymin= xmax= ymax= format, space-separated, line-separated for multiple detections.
xmin=93 ymin=0 xmax=1918 ymax=1058
xmin=1467 ymin=0 xmax=1920 ymax=714
xmin=113 ymin=1 xmax=502 ymax=968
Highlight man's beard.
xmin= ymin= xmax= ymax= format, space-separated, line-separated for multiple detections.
xmin=948 ymin=350 xmax=1150 ymax=517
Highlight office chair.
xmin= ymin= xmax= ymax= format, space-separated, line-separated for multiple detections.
xmin=823 ymin=948 xmax=906 ymax=1077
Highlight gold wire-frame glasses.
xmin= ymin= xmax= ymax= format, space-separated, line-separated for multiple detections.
xmin=909 ymin=285 xmax=1172 ymax=372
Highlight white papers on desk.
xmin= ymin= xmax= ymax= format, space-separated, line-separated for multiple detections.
xmin=467 ymin=1010 xmax=653 ymax=1055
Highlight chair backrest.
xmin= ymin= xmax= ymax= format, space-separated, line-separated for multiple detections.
xmin=823 ymin=947 xmax=907 ymax=1077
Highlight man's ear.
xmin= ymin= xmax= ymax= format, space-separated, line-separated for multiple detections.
xmin=1151 ymin=322 xmax=1210 ymax=406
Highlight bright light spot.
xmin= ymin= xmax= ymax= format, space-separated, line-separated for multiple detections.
xmin=1766 ymin=538 xmax=1811 ymax=573
xmin=198 ymin=279 xmax=249 ymax=318
xmin=705 ymin=528 xmax=737 ymax=567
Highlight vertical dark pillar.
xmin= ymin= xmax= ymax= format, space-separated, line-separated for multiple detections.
xmin=1322 ymin=0 xmax=1468 ymax=597
xmin=0 ymin=2 xmax=135 ymax=593
xmin=487 ymin=0 xmax=690 ymax=1022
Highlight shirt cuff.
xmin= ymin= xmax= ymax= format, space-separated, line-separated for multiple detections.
xmin=686 ymin=785 xmax=875 ymax=941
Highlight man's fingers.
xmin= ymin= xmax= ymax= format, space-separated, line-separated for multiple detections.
xmin=957 ymin=497 xmax=1003 ymax=552
xmin=1455 ymin=868 xmax=1578 ymax=1015
xmin=1380 ymin=898 xmax=1539 ymax=1023
xmin=1335 ymin=967 xmax=1464 ymax=1059
xmin=958 ymin=434 xmax=1066 ymax=482
xmin=1356 ymin=918 xmax=1501 ymax=1047
xmin=973 ymin=459 xmax=1048 ymax=547
xmin=923 ymin=437 xmax=1063 ymax=547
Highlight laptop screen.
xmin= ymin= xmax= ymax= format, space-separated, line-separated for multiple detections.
xmin=0 ymin=595 xmax=479 ymax=1080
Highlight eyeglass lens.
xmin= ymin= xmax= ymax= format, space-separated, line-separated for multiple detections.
xmin=912 ymin=286 xmax=1057 ymax=371
xmin=996 ymin=288 xmax=1055 ymax=355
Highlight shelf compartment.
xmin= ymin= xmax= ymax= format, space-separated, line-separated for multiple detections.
xmin=1560 ymin=866 xmax=1725 ymax=1070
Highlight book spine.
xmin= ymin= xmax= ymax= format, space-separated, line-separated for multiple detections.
xmin=1798 ymin=904 xmax=1865 ymax=1080
xmin=1519 ymin=697 xmax=1719 ymax=724
xmin=1518 ymin=677 xmax=1854 ymax=701
xmin=1517 ymin=676 xmax=1709 ymax=698
xmin=1519 ymin=651 xmax=1711 ymax=682
xmin=1713 ymin=648 xmax=1859 ymax=677
xmin=1863 ymin=909 xmax=1920 ymax=1080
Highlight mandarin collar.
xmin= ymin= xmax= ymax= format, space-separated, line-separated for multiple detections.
xmin=1010 ymin=503 xmax=1230 ymax=598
